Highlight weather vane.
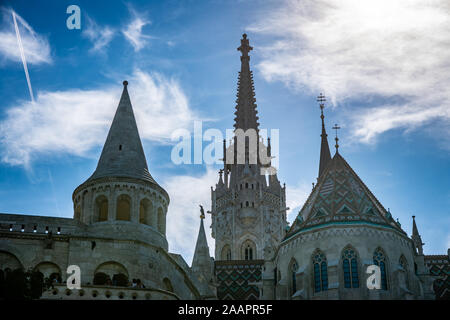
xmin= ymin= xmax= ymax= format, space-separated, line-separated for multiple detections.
xmin=332 ymin=123 xmax=341 ymax=152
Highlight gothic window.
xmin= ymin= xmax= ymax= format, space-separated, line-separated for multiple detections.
xmin=312 ymin=250 xmax=328 ymax=293
xmin=95 ymin=196 xmax=108 ymax=222
xmin=240 ymin=203 xmax=243 ymax=208
xmin=251 ymin=184 xmax=254 ymax=189
xmin=252 ymin=202 xmax=254 ymax=207
xmin=242 ymin=240 xmax=256 ymax=260
xmin=246 ymin=183 xmax=248 ymax=189
xmin=221 ymin=245 xmax=232 ymax=260
xmin=342 ymin=247 xmax=359 ymax=288
xmin=116 ymin=194 xmax=131 ymax=221
xmin=373 ymin=248 xmax=388 ymax=290
xmin=246 ymin=201 xmax=249 ymax=207
xmin=289 ymin=259 xmax=299 ymax=295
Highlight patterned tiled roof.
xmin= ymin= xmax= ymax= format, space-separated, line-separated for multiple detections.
xmin=286 ymin=152 xmax=405 ymax=239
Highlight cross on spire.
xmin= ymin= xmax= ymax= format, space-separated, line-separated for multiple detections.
xmin=237 ymin=33 xmax=253 ymax=59
xmin=317 ymin=93 xmax=326 ymax=115
xmin=332 ymin=123 xmax=341 ymax=152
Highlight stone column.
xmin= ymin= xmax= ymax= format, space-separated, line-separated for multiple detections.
xmin=326 ymin=259 xmax=340 ymax=299
xmin=131 ymin=188 xmax=139 ymax=223
xmin=108 ymin=185 xmax=116 ymax=221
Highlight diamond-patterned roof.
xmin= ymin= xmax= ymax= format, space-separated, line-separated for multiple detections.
xmin=286 ymin=152 xmax=405 ymax=238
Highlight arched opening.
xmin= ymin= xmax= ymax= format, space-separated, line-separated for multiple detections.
xmin=341 ymin=246 xmax=360 ymax=288
xmin=373 ymin=247 xmax=388 ymax=290
xmin=157 ymin=207 xmax=165 ymax=234
xmin=116 ymin=194 xmax=131 ymax=221
xmin=94 ymin=261 xmax=129 ymax=287
xmin=95 ymin=195 xmax=108 ymax=222
xmin=312 ymin=250 xmax=328 ymax=293
xmin=34 ymin=262 xmax=62 ymax=283
xmin=241 ymin=240 xmax=256 ymax=260
xmin=163 ymin=278 xmax=174 ymax=293
xmin=0 ymin=251 xmax=23 ymax=271
xmin=221 ymin=245 xmax=232 ymax=261
xmin=288 ymin=258 xmax=299 ymax=296
xmin=139 ymin=198 xmax=153 ymax=226
xmin=74 ymin=205 xmax=81 ymax=220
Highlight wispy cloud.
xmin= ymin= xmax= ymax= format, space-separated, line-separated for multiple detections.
xmin=163 ymin=167 xmax=217 ymax=263
xmin=0 ymin=69 xmax=196 ymax=168
xmin=122 ymin=7 xmax=152 ymax=51
xmin=285 ymin=181 xmax=310 ymax=223
xmin=249 ymin=0 xmax=450 ymax=146
xmin=82 ymin=15 xmax=115 ymax=53
xmin=0 ymin=8 xmax=51 ymax=65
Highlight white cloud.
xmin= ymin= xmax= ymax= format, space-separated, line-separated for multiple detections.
xmin=122 ymin=8 xmax=152 ymax=51
xmin=163 ymin=167 xmax=218 ymax=264
xmin=0 ymin=69 xmax=195 ymax=167
xmin=0 ymin=8 xmax=51 ymax=65
xmin=249 ymin=0 xmax=450 ymax=145
xmin=285 ymin=181 xmax=310 ymax=223
xmin=82 ymin=16 xmax=115 ymax=53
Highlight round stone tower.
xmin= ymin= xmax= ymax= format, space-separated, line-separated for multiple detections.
xmin=72 ymin=81 xmax=169 ymax=250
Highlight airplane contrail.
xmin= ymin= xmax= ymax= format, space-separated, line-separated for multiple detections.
xmin=12 ymin=10 xmax=35 ymax=102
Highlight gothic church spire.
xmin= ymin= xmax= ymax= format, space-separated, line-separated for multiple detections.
xmin=317 ymin=93 xmax=331 ymax=178
xmin=234 ymin=34 xmax=259 ymax=132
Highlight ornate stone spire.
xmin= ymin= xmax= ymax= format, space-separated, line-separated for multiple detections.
xmin=412 ymin=215 xmax=424 ymax=255
xmin=317 ymin=93 xmax=331 ymax=178
xmin=87 ymin=81 xmax=158 ymax=186
xmin=234 ymin=34 xmax=259 ymax=132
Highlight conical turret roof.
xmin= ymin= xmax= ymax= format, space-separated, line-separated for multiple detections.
xmin=85 ymin=81 xmax=160 ymax=187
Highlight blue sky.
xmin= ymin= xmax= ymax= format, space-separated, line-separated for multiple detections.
xmin=0 ymin=0 xmax=449 ymax=263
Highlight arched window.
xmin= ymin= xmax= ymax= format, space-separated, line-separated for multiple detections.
xmin=157 ymin=207 xmax=165 ymax=234
xmin=342 ymin=247 xmax=359 ymax=288
xmin=242 ymin=240 xmax=256 ymax=260
xmin=221 ymin=245 xmax=232 ymax=260
xmin=74 ymin=205 xmax=81 ymax=220
xmin=399 ymin=255 xmax=409 ymax=288
xmin=139 ymin=198 xmax=153 ymax=225
xmin=312 ymin=250 xmax=328 ymax=293
xmin=373 ymin=248 xmax=388 ymax=290
xmin=116 ymin=195 xmax=131 ymax=221
xmin=289 ymin=259 xmax=299 ymax=295
xmin=163 ymin=278 xmax=174 ymax=293
xmin=95 ymin=196 xmax=108 ymax=222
